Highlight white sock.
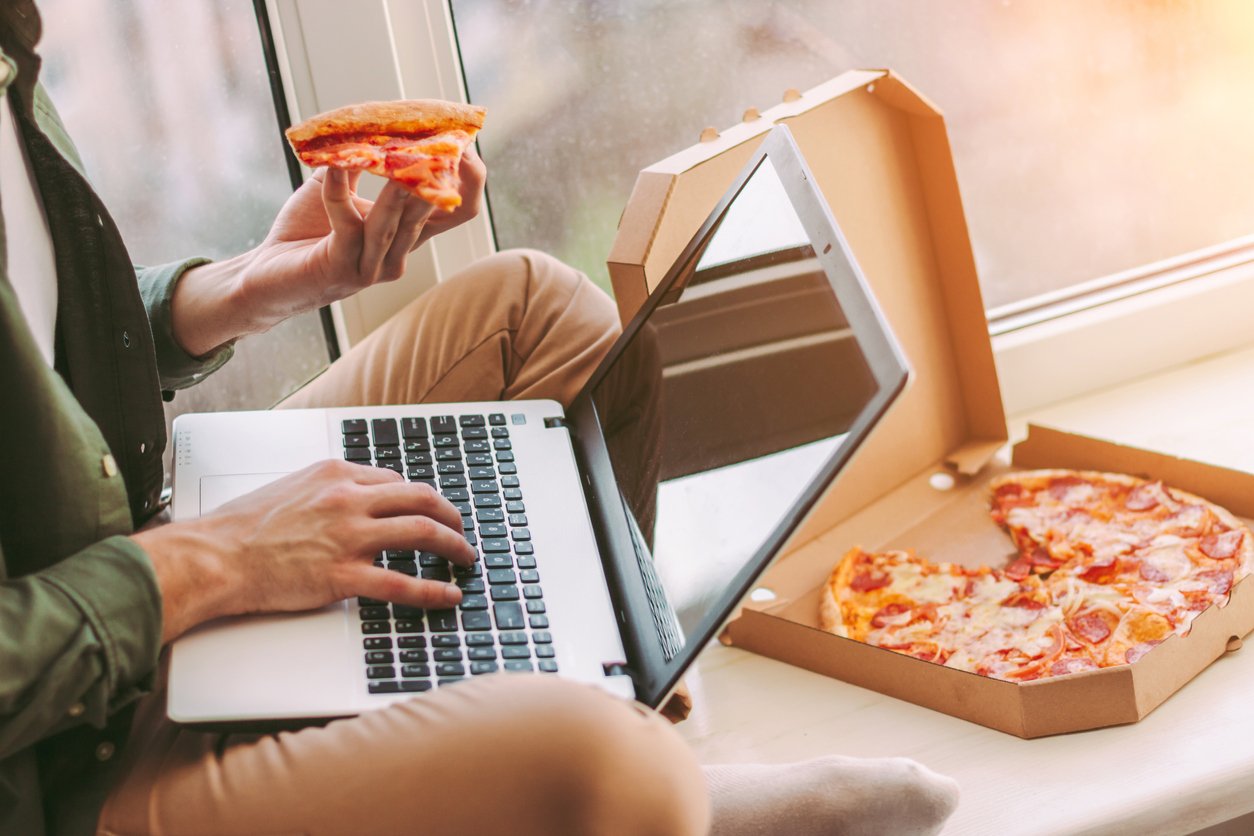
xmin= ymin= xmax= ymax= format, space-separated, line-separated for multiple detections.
xmin=703 ymin=756 xmax=960 ymax=836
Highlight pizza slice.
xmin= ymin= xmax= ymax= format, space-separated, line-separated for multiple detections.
xmin=285 ymin=99 xmax=486 ymax=211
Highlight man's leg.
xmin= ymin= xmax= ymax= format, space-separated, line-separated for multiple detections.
xmin=281 ymin=248 xmax=620 ymax=410
xmin=98 ymin=674 xmax=709 ymax=835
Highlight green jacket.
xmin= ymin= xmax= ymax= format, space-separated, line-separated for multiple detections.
xmin=0 ymin=5 xmax=232 ymax=833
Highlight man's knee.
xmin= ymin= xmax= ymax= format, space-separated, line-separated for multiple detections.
xmin=477 ymin=248 xmax=618 ymax=330
xmin=527 ymin=678 xmax=709 ymax=836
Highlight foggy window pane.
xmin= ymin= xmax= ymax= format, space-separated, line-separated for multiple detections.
xmin=38 ymin=0 xmax=328 ymax=462
xmin=452 ymin=0 xmax=1254 ymax=309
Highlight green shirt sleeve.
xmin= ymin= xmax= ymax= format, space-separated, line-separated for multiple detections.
xmin=0 ymin=536 xmax=163 ymax=760
xmin=136 ymin=258 xmax=235 ymax=392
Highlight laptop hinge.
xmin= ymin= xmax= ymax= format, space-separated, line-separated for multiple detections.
xmin=543 ymin=416 xmax=570 ymax=429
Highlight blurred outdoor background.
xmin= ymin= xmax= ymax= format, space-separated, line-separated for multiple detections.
xmin=452 ymin=0 xmax=1254 ymax=309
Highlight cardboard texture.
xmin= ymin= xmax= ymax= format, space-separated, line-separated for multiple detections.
xmin=610 ymin=70 xmax=1254 ymax=737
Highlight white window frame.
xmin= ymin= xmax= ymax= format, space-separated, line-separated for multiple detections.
xmin=269 ymin=0 xmax=1254 ymax=413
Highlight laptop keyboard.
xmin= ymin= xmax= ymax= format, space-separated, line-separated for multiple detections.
xmin=340 ymin=413 xmax=558 ymax=694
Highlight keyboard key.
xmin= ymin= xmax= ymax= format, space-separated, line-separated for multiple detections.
xmin=385 ymin=549 xmax=414 ymax=561
xmin=502 ymin=646 xmax=531 ymax=660
xmin=532 ymin=631 xmax=553 ymax=644
xmin=434 ymin=434 xmax=459 ymax=448
xmin=436 ymin=663 xmax=466 ymax=677
xmin=343 ymin=447 xmax=371 ymax=462
xmin=471 ymin=479 xmax=499 ymax=494
xmin=529 ymin=615 xmax=550 ymax=629
xmin=466 ymin=452 xmax=493 ymax=466
xmin=400 ymin=650 xmax=429 ymax=663
xmin=526 ymin=600 xmax=546 ymax=614
xmin=489 ymin=413 xmax=506 ymax=426
xmin=405 ymin=439 xmax=432 ymax=453
xmin=401 ymin=664 xmax=432 ymax=678
xmin=512 ymin=528 xmax=532 ymax=542
xmin=418 ymin=552 xmax=445 ymax=568
xmin=431 ymin=635 xmax=461 ymax=648
xmin=364 ymin=636 xmax=393 ymax=650
xmin=394 ymin=605 xmax=424 ymax=620
xmin=439 ymin=475 xmax=467 ymax=489
xmin=437 ymin=461 xmax=465 ymax=475
xmin=459 ymin=594 xmax=489 ymax=611
xmin=359 ymin=595 xmax=385 ymax=606
xmin=506 ymin=500 xmax=526 ymax=514
xmin=427 ymin=610 xmax=459 ymax=632
xmin=443 ymin=488 xmax=470 ymax=503
xmin=539 ymin=660 xmax=559 ymax=673
xmin=468 ymin=466 xmax=496 ymax=479
xmin=406 ymin=452 xmax=434 ymax=466
xmin=389 ymin=561 xmax=418 ymax=576
xmin=468 ymin=646 xmax=497 ymax=661
xmin=431 ymin=416 xmax=457 ymax=434
xmin=520 ymin=569 xmax=540 ymax=584
xmin=454 ymin=562 xmax=483 ymax=579
xmin=462 ymin=610 xmax=493 ymax=631
xmin=365 ymin=650 xmax=394 ymax=664
xmin=470 ymin=661 xmax=499 ymax=676
xmin=455 ymin=501 xmax=474 ymax=516
xmin=476 ymin=508 xmax=505 ymax=523
xmin=371 ymin=418 xmax=399 ymax=447
xmin=504 ymin=660 xmax=534 ymax=672
xmin=491 ymin=426 xmax=510 ymax=439
xmin=465 ymin=532 xmax=478 ymax=547
xmin=499 ymin=632 xmax=528 ymax=645
xmin=359 ymin=606 xmax=390 ymax=621
xmin=342 ymin=418 xmax=368 ymax=435
xmin=421 ymin=566 xmax=451 ymax=582
xmin=343 ymin=433 xmax=370 ymax=448
xmin=408 ymin=466 xmax=436 ymax=480
xmin=462 ymin=516 xmax=475 ymax=532
xmin=376 ymin=460 xmax=404 ymax=474
xmin=494 ymin=602 xmax=525 ymax=630
xmin=501 ymin=476 xmax=521 ymax=489
xmin=375 ymin=446 xmax=401 ymax=460
xmin=504 ymin=488 xmax=524 ymax=501
xmin=368 ymin=681 xmax=400 ymax=694
xmin=463 ymin=440 xmax=490 ymax=453
xmin=479 ymin=523 xmax=507 ymax=538
xmin=482 ymin=538 xmax=510 ymax=553
xmin=493 ymin=439 xmax=512 ymax=452
xmin=487 ymin=568 xmax=517 ymax=585
xmin=401 ymin=680 xmax=432 ymax=692
xmin=466 ymin=633 xmax=495 ymax=647
xmin=484 ymin=553 xmax=513 ymax=569
xmin=398 ymin=635 xmax=428 ymax=649
xmin=362 ymin=621 xmax=390 ymax=635
xmin=535 ymin=645 xmax=556 ymax=658
xmin=438 ymin=678 xmax=465 ymax=687
xmin=436 ymin=447 xmax=462 ymax=462
xmin=458 ymin=578 xmax=486 ymax=596
xmin=516 ymin=556 xmax=537 ymax=570
xmin=458 ymin=414 xmax=486 ymax=428
xmin=498 ymin=462 xmax=519 ymax=475
xmin=491 ymin=586 xmax=520 ymax=602
xmin=367 ymin=665 xmax=395 ymax=679
xmin=514 ymin=543 xmax=535 ymax=556
xmin=461 ymin=427 xmax=488 ymax=440
xmin=496 ymin=450 xmax=515 ymax=462
xmin=433 ymin=648 xmax=463 ymax=662
xmin=508 ymin=514 xmax=528 ymax=527
xmin=395 ymin=620 xmax=424 ymax=634
xmin=402 ymin=417 xmax=429 ymax=439
xmin=523 ymin=585 xmax=543 ymax=600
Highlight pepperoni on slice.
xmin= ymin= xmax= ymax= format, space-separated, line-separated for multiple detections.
xmin=850 ymin=571 xmax=891 ymax=592
xmin=871 ymin=602 xmax=910 ymax=628
xmin=1047 ymin=476 xmax=1083 ymax=501
xmin=1201 ymin=530 xmax=1244 ymax=560
xmin=1030 ymin=546 xmax=1060 ymax=569
xmin=1005 ymin=556 xmax=1032 ymax=581
xmin=993 ymin=483 xmax=1026 ymax=500
xmin=1069 ymin=612 xmax=1112 ymax=644
xmin=1139 ymin=561 xmax=1170 ymax=583
xmin=1050 ymin=658 xmax=1098 ymax=676
xmin=1195 ymin=568 xmax=1235 ymax=596
xmin=1002 ymin=591 xmax=1045 ymax=609
xmin=1125 ymin=483 xmax=1161 ymax=512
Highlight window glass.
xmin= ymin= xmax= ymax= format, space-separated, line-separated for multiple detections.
xmin=38 ymin=0 xmax=327 ymax=457
xmin=452 ymin=0 xmax=1254 ymax=309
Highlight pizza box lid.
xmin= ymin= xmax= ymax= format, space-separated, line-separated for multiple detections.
xmin=608 ymin=68 xmax=1007 ymax=553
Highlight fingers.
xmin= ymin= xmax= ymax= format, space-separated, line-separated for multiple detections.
xmin=348 ymin=564 xmax=463 ymax=608
xmin=365 ymin=481 xmax=463 ymax=532
xmin=363 ymin=515 xmax=477 ymax=566
xmin=380 ymin=194 xmax=435 ymax=279
xmin=322 ymin=168 xmax=364 ymax=234
xmin=339 ymin=460 xmax=407 ymax=485
xmin=358 ymin=180 xmax=411 ymax=274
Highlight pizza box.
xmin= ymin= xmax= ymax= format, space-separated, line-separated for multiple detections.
xmin=607 ymin=69 xmax=1254 ymax=737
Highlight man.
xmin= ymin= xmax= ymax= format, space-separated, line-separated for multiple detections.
xmin=0 ymin=3 xmax=959 ymax=834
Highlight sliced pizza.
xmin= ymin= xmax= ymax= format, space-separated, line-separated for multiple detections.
xmin=285 ymin=99 xmax=486 ymax=211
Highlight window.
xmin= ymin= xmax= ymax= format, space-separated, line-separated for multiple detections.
xmin=39 ymin=0 xmax=329 ymax=464
xmin=450 ymin=0 xmax=1254 ymax=311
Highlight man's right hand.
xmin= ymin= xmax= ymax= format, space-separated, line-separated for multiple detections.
xmin=133 ymin=460 xmax=475 ymax=644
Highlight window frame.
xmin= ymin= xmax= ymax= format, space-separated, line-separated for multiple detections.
xmin=271 ymin=0 xmax=1254 ymax=413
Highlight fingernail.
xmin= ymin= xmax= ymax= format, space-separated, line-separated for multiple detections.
xmin=444 ymin=584 xmax=462 ymax=605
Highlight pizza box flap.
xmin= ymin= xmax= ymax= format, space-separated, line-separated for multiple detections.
xmin=608 ymin=68 xmax=1006 ymax=556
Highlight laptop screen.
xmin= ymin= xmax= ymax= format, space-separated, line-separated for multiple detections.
xmin=579 ymin=126 xmax=908 ymax=704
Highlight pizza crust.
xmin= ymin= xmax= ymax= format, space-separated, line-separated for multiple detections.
xmin=285 ymin=99 xmax=485 ymax=145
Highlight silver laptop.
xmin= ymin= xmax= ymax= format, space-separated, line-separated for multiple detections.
xmin=167 ymin=126 xmax=909 ymax=725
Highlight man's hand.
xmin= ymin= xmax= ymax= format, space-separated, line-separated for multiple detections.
xmin=134 ymin=460 xmax=476 ymax=644
xmin=169 ymin=148 xmax=487 ymax=358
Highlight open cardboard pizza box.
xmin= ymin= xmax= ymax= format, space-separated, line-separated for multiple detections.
xmin=607 ymin=69 xmax=1254 ymax=738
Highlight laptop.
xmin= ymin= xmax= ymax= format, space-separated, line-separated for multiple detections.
xmin=167 ymin=125 xmax=909 ymax=725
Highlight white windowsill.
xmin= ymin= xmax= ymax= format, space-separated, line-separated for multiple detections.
xmin=680 ymin=342 xmax=1254 ymax=836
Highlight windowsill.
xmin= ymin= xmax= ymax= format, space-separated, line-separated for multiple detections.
xmin=679 ymin=344 xmax=1254 ymax=835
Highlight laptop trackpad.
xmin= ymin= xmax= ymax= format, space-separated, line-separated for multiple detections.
xmin=201 ymin=473 xmax=291 ymax=516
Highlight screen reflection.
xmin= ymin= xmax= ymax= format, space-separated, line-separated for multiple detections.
xmin=592 ymin=157 xmax=878 ymax=653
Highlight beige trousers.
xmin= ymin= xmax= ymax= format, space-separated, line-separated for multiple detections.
xmin=98 ymin=250 xmax=710 ymax=835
